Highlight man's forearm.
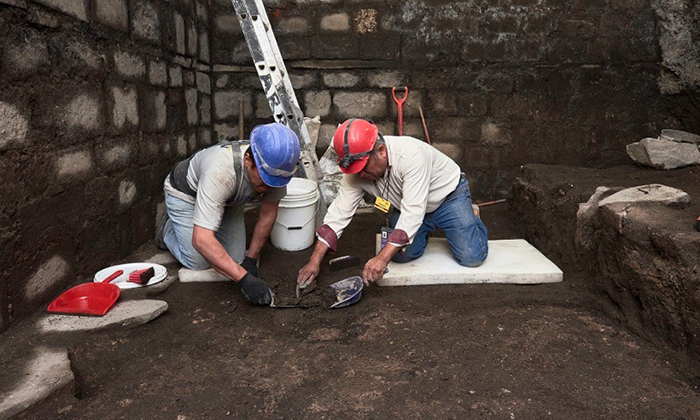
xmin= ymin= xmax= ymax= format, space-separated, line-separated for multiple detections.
xmin=309 ymin=239 xmax=330 ymax=264
xmin=247 ymin=201 xmax=278 ymax=258
xmin=193 ymin=228 xmax=246 ymax=281
xmin=376 ymin=243 xmax=400 ymax=263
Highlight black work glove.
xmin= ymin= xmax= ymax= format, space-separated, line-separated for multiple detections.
xmin=240 ymin=256 xmax=259 ymax=278
xmin=238 ymin=273 xmax=272 ymax=306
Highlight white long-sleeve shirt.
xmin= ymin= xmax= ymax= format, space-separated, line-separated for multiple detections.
xmin=320 ymin=135 xmax=461 ymax=248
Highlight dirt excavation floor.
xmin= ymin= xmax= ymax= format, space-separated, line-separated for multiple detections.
xmin=21 ymin=168 xmax=700 ymax=419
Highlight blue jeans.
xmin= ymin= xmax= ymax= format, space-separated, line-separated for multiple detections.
xmin=163 ymin=193 xmax=246 ymax=270
xmin=390 ymin=175 xmax=488 ymax=267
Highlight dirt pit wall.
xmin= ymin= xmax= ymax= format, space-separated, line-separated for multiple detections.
xmin=511 ymin=163 xmax=700 ymax=356
xmin=210 ymin=0 xmax=700 ymax=199
xmin=0 ymin=0 xmax=214 ymax=332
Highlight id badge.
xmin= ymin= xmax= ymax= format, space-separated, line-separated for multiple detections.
xmin=374 ymin=197 xmax=391 ymax=213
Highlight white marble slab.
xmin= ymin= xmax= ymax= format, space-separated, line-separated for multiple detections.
xmin=178 ymin=267 xmax=229 ymax=283
xmin=376 ymin=238 xmax=563 ymax=287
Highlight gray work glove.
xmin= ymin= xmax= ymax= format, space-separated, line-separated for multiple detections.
xmin=238 ymin=273 xmax=272 ymax=306
xmin=240 ymin=256 xmax=259 ymax=278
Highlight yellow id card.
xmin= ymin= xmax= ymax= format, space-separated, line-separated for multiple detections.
xmin=374 ymin=197 xmax=391 ymax=213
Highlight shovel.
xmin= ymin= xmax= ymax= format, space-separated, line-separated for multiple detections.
xmin=47 ymin=270 xmax=123 ymax=316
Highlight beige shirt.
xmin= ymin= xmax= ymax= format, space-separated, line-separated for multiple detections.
xmin=322 ymin=135 xmax=461 ymax=246
xmin=164 ymin=143 xmax=286 ymax=231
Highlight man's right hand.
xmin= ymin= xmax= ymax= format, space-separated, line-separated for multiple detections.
xmin=237 ymin=273 xmax=272 ymax=306
xmin=297 ymin=261 xmax=320 ymax=287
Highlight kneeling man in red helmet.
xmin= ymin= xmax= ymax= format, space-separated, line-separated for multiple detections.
xmin=156 ymin=123 xmax=300 ymax=306
xmin=298 ymin=118 xmax=488 ymax=287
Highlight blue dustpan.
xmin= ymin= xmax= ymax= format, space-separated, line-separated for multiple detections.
xmin=329 ymin=276 xmax=363 ymax=309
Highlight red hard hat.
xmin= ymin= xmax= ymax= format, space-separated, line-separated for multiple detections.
xmin=333 ymin=119 xmax=379 ymax=174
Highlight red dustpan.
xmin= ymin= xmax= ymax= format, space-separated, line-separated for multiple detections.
xmin=47 ymin=270 xmax=123 ymax=316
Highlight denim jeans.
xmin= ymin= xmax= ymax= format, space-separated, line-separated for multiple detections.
xmin=390 ymin=174 xmax=488 ymax=267
xmin=163 ymin=193 xmax=246 ymax=270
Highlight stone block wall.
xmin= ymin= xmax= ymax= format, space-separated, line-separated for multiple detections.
xmin=0 ymin=0 xmax=214 ymax=331
xmin=210 ymin=0 xmax=699 ymax=198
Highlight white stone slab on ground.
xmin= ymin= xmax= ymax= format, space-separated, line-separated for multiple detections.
xmin=376 ymin=238 xmax=563 ymax=287
xmin=178 ymin=267 xmax=229 ymax=283
xmin=37 ymin=299 xmax=168 ymax=333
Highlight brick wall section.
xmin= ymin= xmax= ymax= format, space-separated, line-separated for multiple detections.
xmin=210 ymin=0 xmax=699 ymax=199
xmin=0 ymin=0 xmax=214 ymax=331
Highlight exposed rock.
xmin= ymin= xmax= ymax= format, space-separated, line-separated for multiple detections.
xmin=598 ymin=184 xmax=690 ymax=208
xmin=37 ymin=300 xmax=168 ymax=333
xmin=0 ymin=345 xmax=74 ymax=419
xmin=660 ymin=129 xmax=700 ymax=144
xmin=627 ymin=137 xmax=700 ymax=169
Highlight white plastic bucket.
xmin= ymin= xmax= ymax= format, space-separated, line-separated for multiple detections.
xmin=271 ymin=178 xmax=319 ymax=251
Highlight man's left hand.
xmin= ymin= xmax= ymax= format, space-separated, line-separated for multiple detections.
xmin=362 ymin=255 xmax=389 ymax=285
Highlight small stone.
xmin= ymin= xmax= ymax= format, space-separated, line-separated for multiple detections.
xmin=118 ymin=180 xmax=137 ymax=205
xmin=112 ymin=86 xmax=139 ymax=129
xmin=3 ymin=33 xmax=49 ymax=78
xmin=149 ymin=60 xmax=167 ymax=86
xmin=200 ymin=96 xmax=211 ymax=125
xmin=24 ymin=255 xmax=69 ymax=300
xmin=174 ymin=13 xmax=186 ymax=55
xmin=277 ymin=16 xmax=311 ymax=35
xmin=65 ymin=94 xmax=101 ymax=130
xmin=186 ymin=89 xmax=198 ymax=125
xmin=169 ymin=66 xmax=183 ymax=87
xmin=321 ymin=13 xmax=350 ymax=31
xmin=199 ymin=31 xmax=210 ymax=63
xmin=131 ymin=0 xmax=160 ymax=43
xmin=102 ymin=144 xmax=131 ymax=168
xmin=114 ymin=51 xmax=145 ymax=80
xmin=95 ymin=0 xmax=128 ymax=31
xmin=304 ymin=91 xmax=331 ymax=117
xmin=333 ymin=91 xmax=387 ymax=119
xmin=187 ymin=20 xmax=197 ymax=56
xmin=56 ymin=150 xmax=93 ymax=179
xmin=34 ymin=0 xmax=86 ymax=21
xmin=480 ymin=121 xmax=510 ymax=146
xmin=322 ymin=72 xmax=359 ymax=88
xmin=196 ymin=72 xmax=211 ymax=94
xmin=215 ymin=15 xmax=240 ymax=34
xmin=0 ymin=102 xmax=30 ymax=150
xmin=176 ymin=135 xmax=188 ymax=156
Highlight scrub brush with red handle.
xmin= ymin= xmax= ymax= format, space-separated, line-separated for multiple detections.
xmin=128 ymin=267 xmax=155 ymax=285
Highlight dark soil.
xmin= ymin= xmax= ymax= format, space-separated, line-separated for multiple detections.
xmin=21 ymin=171 xmax=700 ymax=419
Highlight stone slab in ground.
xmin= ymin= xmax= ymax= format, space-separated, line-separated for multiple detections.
xmin=376 ymin=238 xmax=563 ymax=287
xmin=0 ymin=345 xmax=74 ymax=420
xmin=36 ymin=299 xmax=168 ymax=333
xmin=178 ymin=267 xmax=229 ymax=283
xmin=144 ymin=251 xmax=177 ymax=265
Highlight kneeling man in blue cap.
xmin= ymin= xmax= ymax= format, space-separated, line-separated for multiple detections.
xmin=157 ymin=123 xmax=300 ymax=306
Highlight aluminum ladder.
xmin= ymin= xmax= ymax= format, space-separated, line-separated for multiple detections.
xmin=230 ymin=0 xmax=323 ymax=190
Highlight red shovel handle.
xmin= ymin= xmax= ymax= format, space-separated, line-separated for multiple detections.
xmin=102 ymin=270 xmax=123 ymax=284
xmin=392 ymin=87 xmax=408 ymax=136
xmin=392 ymin=86 xmax=408 ymax=104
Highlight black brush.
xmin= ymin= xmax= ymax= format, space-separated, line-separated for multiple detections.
xmin=329 ymin=255 xmax=361 ymax=272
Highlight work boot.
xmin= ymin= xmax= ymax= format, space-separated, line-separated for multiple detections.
xmin=155 ymin=206 xmax=169 ymax=250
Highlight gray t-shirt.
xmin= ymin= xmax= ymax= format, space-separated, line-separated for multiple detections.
xmin=164 ymin=143 xmax=286 ymax=231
